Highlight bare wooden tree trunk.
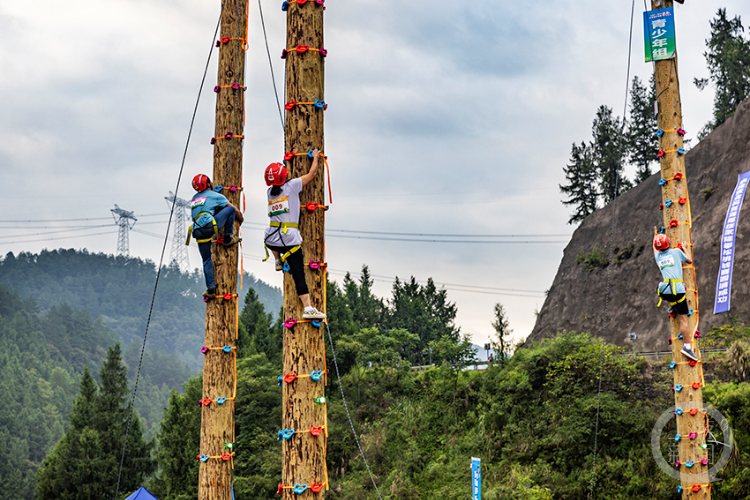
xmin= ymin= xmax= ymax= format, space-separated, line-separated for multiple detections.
xmin=652 ymin=2 xmax=709 ymax=498
xmin=282 ymin=2 xmax=327 ymax=499
xmin=199 ymin=1 xmax=246 ymax=499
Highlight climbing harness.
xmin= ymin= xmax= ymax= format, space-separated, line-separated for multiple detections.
xmin=186 ymin=212 xmax=219 ymax=245
xmin=656 ymin=279 xmax=685 ymax=307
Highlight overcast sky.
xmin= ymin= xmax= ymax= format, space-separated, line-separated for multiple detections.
xmin=2 ymin=0 xmax=749 ymax=347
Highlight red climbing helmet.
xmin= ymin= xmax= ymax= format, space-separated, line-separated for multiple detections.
xmin=265 ymin=162 xmax=288 ymax=186
xmin=192 ymin=174 xmax=210 ymax=192
xmin=654 ymin=233 xmax=670 ymax=251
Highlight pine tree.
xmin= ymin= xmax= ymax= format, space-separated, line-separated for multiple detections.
xmin=37 ymin=346 xmax=153 ymax=500
xmin=238 ymin=288 xmax=276 ymax=361
xmin=591 ymin=105 xmax=631 ymax=202
xmin=491 ymin=303 xmax=512 ymax=366
xmin=560 ymin=142 xmax=599 ymax=224
xmin=695 ymin=9 xmax=750 ymax=138
xmin=626 ymin=74 xmax=658 ymax=183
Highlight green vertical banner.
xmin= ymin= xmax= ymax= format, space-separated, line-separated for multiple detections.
xmin=644 ymin=7 xmax=676 ymax=62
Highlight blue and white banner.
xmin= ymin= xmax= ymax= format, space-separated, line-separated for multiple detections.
xmin=714 ymin=170 xmax=750 ymax=314
xmin=471 ymin=457 xmax=481 ymax=500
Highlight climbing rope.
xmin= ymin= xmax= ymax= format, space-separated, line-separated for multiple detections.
xmin=112 ymin=4 xmax=227 ymax=499
xmin=326 ymin=323 xmax=384 ymax=500
xmin=588 ymin=0 xmax=635 ymax=498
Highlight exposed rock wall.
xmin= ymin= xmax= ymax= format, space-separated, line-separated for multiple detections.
xmin=529 ymin=98 xmax=750 ymax=350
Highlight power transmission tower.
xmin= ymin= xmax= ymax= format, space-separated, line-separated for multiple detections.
xmin=111 ymin=205 xmax=137 ymax=256
xmin=165 ymin=191 xmax=191 ymax=271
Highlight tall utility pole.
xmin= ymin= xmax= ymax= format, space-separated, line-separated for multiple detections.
xmin=198 ymin=0 xmax=246 ymax=499
xmin=165 ymin=191 xmax=191 ymax=271
xmin=651 ymin=1 xmax=709 ymax=498
xmin=111 ymin=204 xmax=137 ymax=256
xmin=281 ymin=1 xmax=328 ymax=498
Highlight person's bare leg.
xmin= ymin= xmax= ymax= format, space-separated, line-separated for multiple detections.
xmin=300 ymin=294 xmax=311 ymax=308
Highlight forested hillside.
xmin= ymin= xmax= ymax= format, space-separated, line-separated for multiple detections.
xmin=0 ymin=249 xmax=282 ymax=368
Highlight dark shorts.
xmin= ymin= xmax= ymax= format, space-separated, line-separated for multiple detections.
xmin=659 ymin=292 xmax=689 ymax=315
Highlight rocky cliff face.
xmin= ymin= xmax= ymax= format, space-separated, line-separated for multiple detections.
xmin=529 ymin=98 xmax=750 ymax=350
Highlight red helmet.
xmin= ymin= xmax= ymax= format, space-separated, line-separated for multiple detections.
xmin=654 ymin=234 xmax=670 ymax=251
xmin=265 ymin=162 xmax=288 ymax=186
xmin=192 ymin=174 xmax=210 ymax=192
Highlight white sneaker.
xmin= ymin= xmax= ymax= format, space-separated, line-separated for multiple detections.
xmin=303 ymin=308 xmax=327 ymax=319
xmin=275 ymin=259 xmax=283 ymax=271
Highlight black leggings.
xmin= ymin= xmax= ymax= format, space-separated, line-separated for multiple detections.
xmin=267 ymin=244 xmax=309 ymax=296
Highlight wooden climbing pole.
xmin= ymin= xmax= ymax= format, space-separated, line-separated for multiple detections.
xmin=651 ymin=1 xmax=709 ymax=498
xmin=198 ymin=0 xmax=248 ymax=499
xmin=279 ymin=1 xmax=328 ymax=498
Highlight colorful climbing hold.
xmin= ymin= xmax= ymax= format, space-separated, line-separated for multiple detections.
xmin=656 ymin=129 xmax=665 ymax=137
xmin=675 ymin=408 xmax=683 ymax=415
xmin=201 ymin=346 xmax=209 ymax=354
xmin=311 ymin=483 xmax=324 ymax=493
xmin=199 ymin=454 xmax=210 ymax=462
xmin=694 ymin=330 xmax=701 ymax=338
xmin=689 ymin=408 xmax=699 ymax=415
xmin=669 ymin=361 xmax=676 ymax=369
xmin=217 ymin=397 xmax=227 ymax=405
xmin=314 ymin=99 xmax=326 ymax=109
xmin=221 ymin=453 xmax=231 ymax=461
xmin=675 ymin=434 xmax=681 ymax=442
xmin=284 ymin=319 xmax=297 ymax=329
xmin=282 ymin=429 xmax=296 ymax=440
xmin=688 ymin=432 xmax=698 ymax=440
xmin=311 ymin=319 xmax=323 ymax=327
xmin=701 ymin=458 xmax=709 ymax=465
xmin=679 ymin=197 xmax=687 ymax=204
xmin=293 ymin=484 xmax=308 ymax=494
xmin=310 ymin=426 xmax=323 ymax=436
xmin=278 ymin=375 xmax=283 ymax=386
xmin=314 ymin=397 xmax=326 ymax=404
xmin=674 ymin=172 xmax=684 ymax=180
xmin=685 ymin=460 xmax=695 ymax=468
xmin=674 ymin=385 xmax=683 ymax=392
xmin=689 ymin=360 xmax=697 ymax=367
xmin=678 ymin=148 xmax=686 ymax=155
xmin=309 ymin=260 xmax=322 ymax=270
xmin=283 ymin=262 xmax=291 ymax=272
xmin=665 ymin=200 xmax=673 ymax=207
xmin=692 ymin=485 xmax=702 ymax=492
xmin=677 ymin=128 xmax=686 ymax=136
xmin=310 ymin=370 xmax=323 ymax=381
xmin=658 ymin=150 xmax=665 ymax=158
xmin=223 ymin=345 xmax=233 ymax=353
xmin=284 ymin=152 xmax=295 ymax=161
xmin=305 ymin=202 xmax=319 ymax=211
xmin=670 ymin=219 xmax=679 ymax=227
xmin=659 ymin=178 xmax=667 ymax=186
xmin=692 ymin=382 xmax=702 ymax=389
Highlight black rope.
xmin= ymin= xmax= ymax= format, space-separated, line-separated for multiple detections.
xmin=587 ymin=0 xmax=635 ymax=498
xmin=113 ymin=4 xmax=225 ymax=498
xmin=258 ymin=0 xmax=286 ymax=130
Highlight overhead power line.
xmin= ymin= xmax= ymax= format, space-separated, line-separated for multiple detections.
xmin=2 ymin=213 xmax=168 ymax=223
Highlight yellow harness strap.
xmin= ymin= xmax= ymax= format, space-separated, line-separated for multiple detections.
xmin=269 ymin=221 xmax=299 ymax=234
xmin=185 ymin=212 xmax=218 ymax=245
xmin=657 ymin=279 xmax=684 ymax=307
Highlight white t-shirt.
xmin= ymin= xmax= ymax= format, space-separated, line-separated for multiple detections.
xmin=264 ymin=178 xmax=303 ymax=247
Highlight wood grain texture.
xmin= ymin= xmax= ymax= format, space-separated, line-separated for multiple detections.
xmin=199 ymin=0 xmax=246 ymax=499
xmin=653 ymin=2 xmax=709 ymax=497
xmin=282 ymin=2 xmax=327 ymax=499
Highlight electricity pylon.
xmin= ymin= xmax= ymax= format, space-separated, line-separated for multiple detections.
xmin=165 ymin=191 xmax=192 ymax=271
xmin=111 ymin=205 xmax=137 ymax=256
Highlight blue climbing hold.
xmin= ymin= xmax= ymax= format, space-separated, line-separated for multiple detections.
xmin=688 ymin=309 xmax=694 ymax=316
xmin=311 ymin=319 xmax=323 ymax=327
xmin=677 ymin=333 xmax=683 ymax=340
xmin=670 ymin=361 xmax=676 ymax=369
xmin=200 ymin=454 xmax=210 ymax=462
xmin=277 ymin=430 xmax=283 ymax=441
xmin=678 ymin=486 xmax=683 ymax=493
xmin=283 ymin=262 xmax=290 ymax=272
xmin=314 ymin=99 xmax=326 ymax=109
xmin=675 ymin=408 xmax=683 ymax=415
xmin=665 ymin=200 xmax=673 ymax=207
xmin=307 ymin=149 xmax=315 ymax=158
xmin=657 ymin=129 xmax=664 ymax=137
xmin=223 ymin=345 xmax=233 ymax=353
xmin=311 ymin=370 xmax=323 ymax=381
xmin=214 ymin=185 xmax=223 ymax=192
xmin=685 ymin=460 xmax=695 ymax=468
xmin=278 ymin=375 xmax=283 ymax=386
xmin=659 ymin=178 xmax=667 ymax=186
xmin=293 ymin=484 xmax=308 ymax=494
xmin=678 ymin=148 xmax=686 ymax=155
xmin=675 ymin=384 xmax=683 ymax=392
xmin=282 ymin=429 xmax=296 ymax=440
xmin=217 ymin=397 xmax=227 ymax=405
xmin=675 ymin=434 xmax=681 ymax=442
xmin=282 ymin=1 xmax=289 ymax=11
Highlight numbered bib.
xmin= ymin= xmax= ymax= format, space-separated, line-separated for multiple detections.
xmin=268 ymin=196 xmax=290 ymax=217
xmin=658 ymin=255 xmax=675 ymax=270
xmin=191 ymin=196 xmax=207 ymax=208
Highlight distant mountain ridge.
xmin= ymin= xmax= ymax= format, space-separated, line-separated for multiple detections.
xmin=0 ymin=249 xmax=282 ymax=369
xmin=530 ymin=97 xmax=750 ymax=349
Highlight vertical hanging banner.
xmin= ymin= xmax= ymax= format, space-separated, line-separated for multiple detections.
xmin=471 ymin=457 xmax=481 ymax=500
xmin=714 ymin=170 xmax=750 ymax=314
xmin=644 ymin=7 xmax=676 ymax=62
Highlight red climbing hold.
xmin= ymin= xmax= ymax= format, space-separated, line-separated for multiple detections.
xmin=277 ymin=483 xmax=284 ymax=495
xmin=284 ymin=152 xmax=295 ymax=161
xmin=668 ymin=312 xmax=677 ymax=318
xmin=283 ymin=373 xmax=298 ymax=384
xmin=689 ymin=409 xmax=699 ymax=415
xmin=679 ymin=197 xmax=687 ymax=204
xmin=201 ymin=398 xmax=213 ymax=406
xmin=296 ymin=45 xmax=310 ymax=53
xmin=692 ymin=382 xmax=701 ymax=389
xmin=285 ymin=101 xmax=296 ymax=110
xmin=310 ymin=426 xmax=323 ymax=436
xmin=305 ymin=202 xmax=319 ymax=211
xmin=674 ymin=172 xmax=684 ymax=180
xmin=221 ymin=453 xmax=231 ymax=461
xmin=281 ymin=49 xmax=288 ymax=59
xmin=311 ymin=483 xmax=324 ymax=493
xmin=670 ymin=219 xmax=679 ymax=227
xmin=223 ymin=293 xmax=234 ymax=300
xmin=659 ymin=203 xmax=664 ymax=210
xmin=688 ymin=360 xmax=697 ymax=367
xmin=658 ymin=150 xmax=665 ymax=158
xmin=692 ymin=485 xmax=702 ymax=492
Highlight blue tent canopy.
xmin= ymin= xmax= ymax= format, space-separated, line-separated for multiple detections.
xmin=123 ymin=487 xmax=160 ymax=500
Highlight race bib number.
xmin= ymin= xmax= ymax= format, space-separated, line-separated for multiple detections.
xmin=658 ymin=255 xmax=675 ymax=270
xmin=268 ymin=196 xmax=290 ymax=216
xmin=191 ymin=196 xmax=207 ymax=208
